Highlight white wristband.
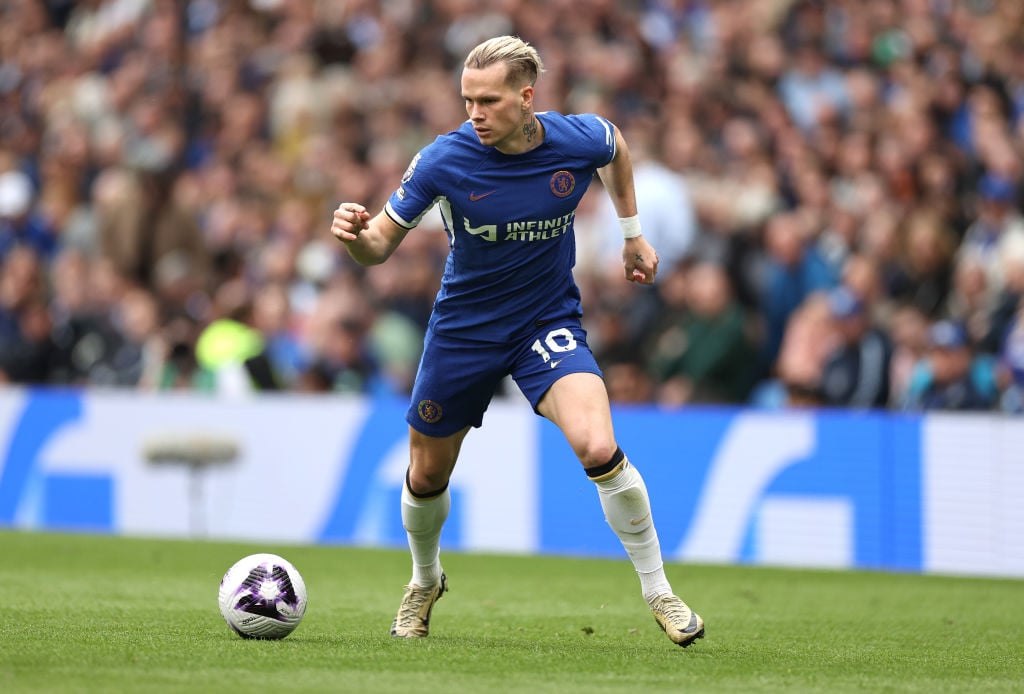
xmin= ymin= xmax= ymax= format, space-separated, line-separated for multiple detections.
xmin=619 ymin=215 xmax=642 ymax=239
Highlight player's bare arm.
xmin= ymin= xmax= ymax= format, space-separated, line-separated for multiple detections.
xmin=596 ymin=126 xmax=638 ymax=218
xmin=596 ymin=127 xmax=659 ymax=285
xmin=331 ymin=203 xmax=410 ymax=266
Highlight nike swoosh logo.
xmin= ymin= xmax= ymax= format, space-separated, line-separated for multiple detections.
xmin=469 ymin=190 xmax=496 ymax=201
xmin=549 ymin=353 xmax=576 ymax=369
xmin=629 ymin=512 xmax=651 ymax=526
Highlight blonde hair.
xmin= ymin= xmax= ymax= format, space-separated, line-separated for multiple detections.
xmin=464 ymin=36 xmax=544 ymax=87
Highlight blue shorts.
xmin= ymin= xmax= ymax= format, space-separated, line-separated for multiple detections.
xmin=406 ymin=318 xmax=603 ymax=437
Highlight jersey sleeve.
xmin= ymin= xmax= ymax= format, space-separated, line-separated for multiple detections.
xmin=570 ymin=113 xmax=616 ymax=168
xmin=385 ymin=143 xmax=443 ymax=230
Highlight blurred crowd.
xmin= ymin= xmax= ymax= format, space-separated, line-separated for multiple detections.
xmin=1 ymin=0 xmax=1023 ymax=413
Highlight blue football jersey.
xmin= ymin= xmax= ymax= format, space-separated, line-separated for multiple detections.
xmin=385 ymin=111 xmax=616 ymax=343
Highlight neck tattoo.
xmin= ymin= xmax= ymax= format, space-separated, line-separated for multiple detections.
xmin=523 ymin=116 xmax=538 ymax=143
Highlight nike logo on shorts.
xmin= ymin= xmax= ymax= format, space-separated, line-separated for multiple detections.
xmin=469 ymin=190 xmax=496 ymax=201
xmin=549 ymin=354 xmax=575 ymax=369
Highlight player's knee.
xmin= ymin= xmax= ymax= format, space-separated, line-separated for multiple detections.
xmin=406 ymin=466 xmax=450 ymax=498
xmin=578 ymin=440 xmax=621 ymax=470
xmin=585 ymin=442 xmax=622 ymax=481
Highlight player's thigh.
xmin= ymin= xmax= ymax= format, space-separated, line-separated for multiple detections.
xmin=512 ymin=321 xmax=617 ymax=466
xmin=538 ymin=372 xmax=617 ymax=467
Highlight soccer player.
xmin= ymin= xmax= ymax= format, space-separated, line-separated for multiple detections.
xmin=330 ymin=35 xmax=704 ymax=648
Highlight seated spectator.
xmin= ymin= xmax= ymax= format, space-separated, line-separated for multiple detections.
xmin=903 ymin=320 xmax=999 ymax=411
xmin=756 ymin=211 xmax=837 ymax=376
xmin=820 ymin=287 xmax=892 ymax=409
xmin=301 ymin=278 xmax=382 ymax=394
xmin=957 ymin=174 xmax=1024 ymax=299
xmin=604 ymin=358 xmax=656 ymax=405
xmin=0 ymin=300 xmax=55 ymax=384
xmin=648 ymin=261 xmax=755 ymax=405
xmin=980 ymin=234 xmax=1024 ymax=355
xmin=250 ymin=282 xmax=309 ymax=389
xmin=887 ymin=303 xmax=932 ymax=409
xmin=0 ymin=247 xmax=51 ymax=381
xmin=107 ymin=286 xmax=166 ymax=388
xmin=0 ymin=170 xmax=58 ymax=263
xmin=195 ymin=281 xmax=283 ymax=396
xmin=889 ymin=208 xmax=956 ymax=319
xmin=749 ymin=291 xmax=839 ymax=409
xmin=947 ymin=253 xmax=995 ymax=349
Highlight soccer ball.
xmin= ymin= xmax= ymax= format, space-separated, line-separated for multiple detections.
xmin=218 ymin=553 xmax=307 ymax=639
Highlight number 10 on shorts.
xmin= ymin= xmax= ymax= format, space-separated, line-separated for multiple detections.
xmin=531 ymin=328 xmax=577 ymax=364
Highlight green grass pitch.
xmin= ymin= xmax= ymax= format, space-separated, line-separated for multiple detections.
xmin=2 ymin=531 xmax=1022 ymax=693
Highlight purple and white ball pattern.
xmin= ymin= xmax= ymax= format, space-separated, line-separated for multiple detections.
xmin=218 ymin=553 xmax=307 ymax=639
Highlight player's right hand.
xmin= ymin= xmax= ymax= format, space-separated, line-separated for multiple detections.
xmin=331 ymin=203 xmax=371 ymax=242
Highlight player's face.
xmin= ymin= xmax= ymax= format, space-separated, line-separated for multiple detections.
xmin=461 ymin=63 xmax=531 ymax=153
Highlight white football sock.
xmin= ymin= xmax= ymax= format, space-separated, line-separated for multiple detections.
xmin=592 ymin=458 xmax=673 ymax=603
xmin=401 ymin=482 xmax=449 ymax=587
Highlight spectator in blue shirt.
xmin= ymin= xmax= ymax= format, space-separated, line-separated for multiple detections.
xmin=0 ymin=170 xmax=58 ymax=263
xmin=904 ymin=320 xmax=998 ymax=411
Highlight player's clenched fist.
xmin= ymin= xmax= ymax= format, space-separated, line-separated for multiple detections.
xmin=623 ymin=236 xmax=659 ymax=285
xmin=331 ymin=203 xmax=371 ymax=242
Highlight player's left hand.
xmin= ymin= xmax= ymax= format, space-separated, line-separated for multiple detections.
xmin=622 ymin=236 xmax=658 ymax=284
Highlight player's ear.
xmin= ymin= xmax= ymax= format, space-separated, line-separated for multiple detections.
xmin=521 ymin=85 xmax=533 ymax=111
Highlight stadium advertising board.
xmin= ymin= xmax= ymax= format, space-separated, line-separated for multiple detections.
xmin=0 ymin=388 xmax=1020 ymax=577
